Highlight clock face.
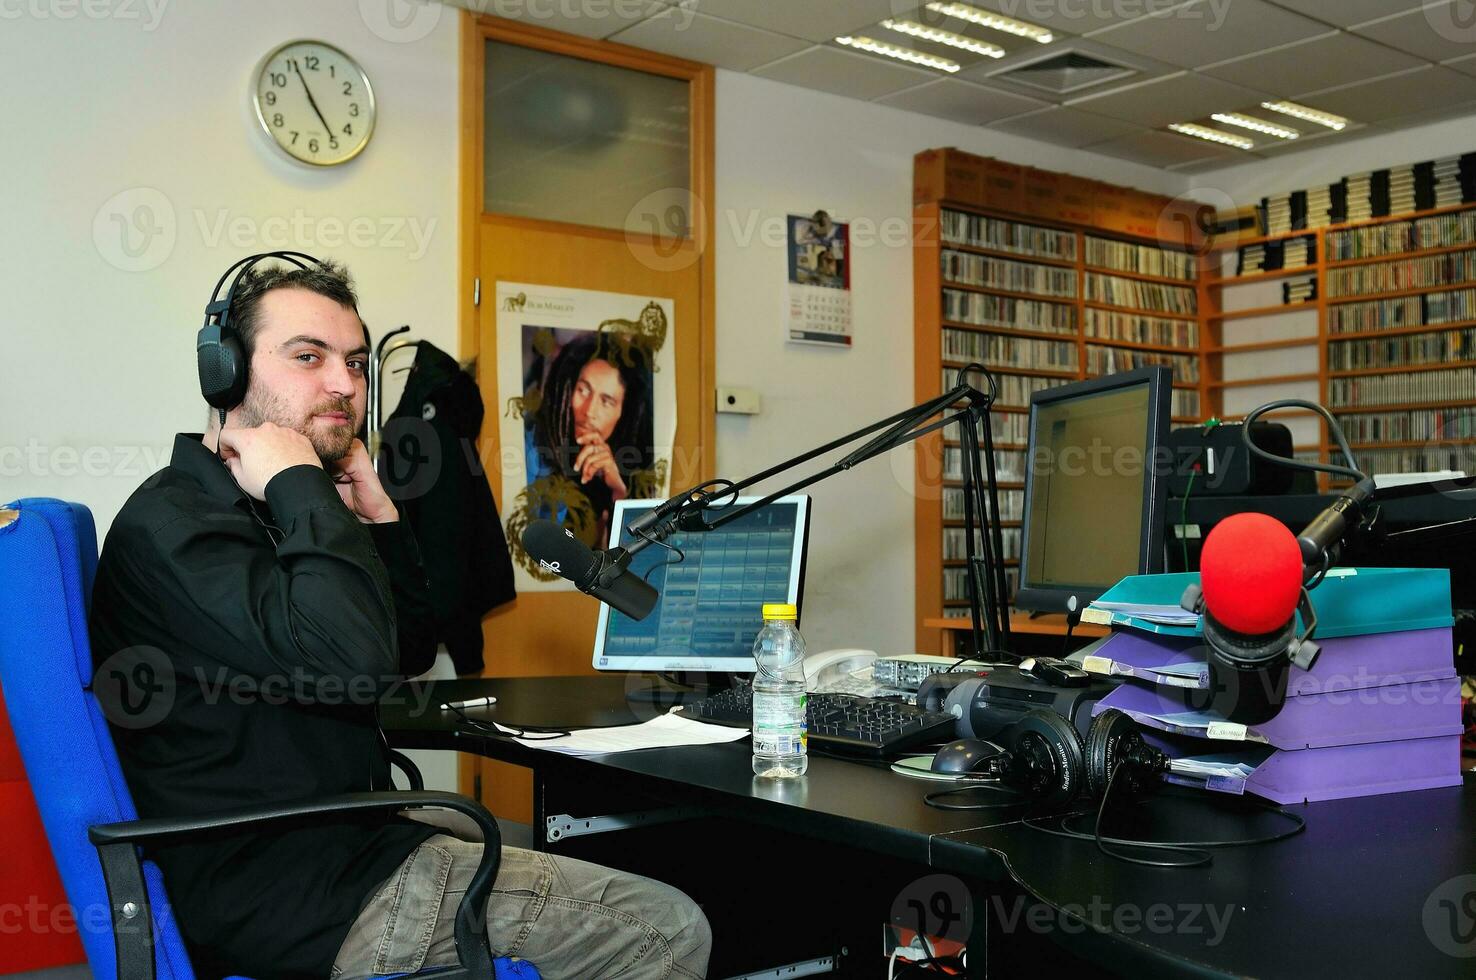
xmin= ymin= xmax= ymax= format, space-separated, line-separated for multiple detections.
xmin=253 ymin=40 xmax=375 ymax=166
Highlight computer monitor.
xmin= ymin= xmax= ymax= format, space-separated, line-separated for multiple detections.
xmin=1015 ymin=367 xmax=1172 ymax=613
xmin=592 ymin=495 xmax=811 ymax=675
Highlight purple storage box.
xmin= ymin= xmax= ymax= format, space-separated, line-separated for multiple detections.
xmin=1086 ymin=626 xmax=1455 ymax=696
xmin=1096 ymin=675 xmax=1463 ymax=749
xmin=1160 ymin=736 xmax=1465 ymax=805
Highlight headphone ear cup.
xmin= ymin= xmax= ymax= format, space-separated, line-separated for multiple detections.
xmin=196 ymin=325 xmax=247 ymax=410
xmin=1002 ymin=708 xmax=1085 ymax=807
xmin=1087 ymin=708 xmax=1165 ymax=799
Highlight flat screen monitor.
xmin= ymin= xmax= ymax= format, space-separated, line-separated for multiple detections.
xmin=592 ymin=496 xmax=810 ymax=674
xmin=1015 ymin=367 xmax=1172 ymax=613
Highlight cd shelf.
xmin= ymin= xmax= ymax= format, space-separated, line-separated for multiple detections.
xmin=1200 ymin=197 xmax=1476 ymax=490
xmin=914 ymin=148 xmax=1208 ymax=645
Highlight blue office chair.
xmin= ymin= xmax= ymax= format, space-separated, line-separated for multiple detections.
xmin=0 ymin=498 xmax=536 ymax=980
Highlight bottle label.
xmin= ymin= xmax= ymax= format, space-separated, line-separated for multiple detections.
xmin=752 ymin=690 xmax=807 ymax=756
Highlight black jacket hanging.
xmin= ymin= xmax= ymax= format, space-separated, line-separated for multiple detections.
xmin=380 ymin=341 xmax=515 ymax=675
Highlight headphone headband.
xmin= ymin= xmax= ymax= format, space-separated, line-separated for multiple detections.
xmin=196 ymin=251 xmax=327 ymax=411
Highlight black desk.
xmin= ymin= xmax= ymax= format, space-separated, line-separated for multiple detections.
xmin=383 ymin=676 xmax=1476 ymax=979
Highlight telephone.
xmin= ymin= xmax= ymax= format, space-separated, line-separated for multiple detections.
xmin=804 ymin=648 xmax=878 ymax=694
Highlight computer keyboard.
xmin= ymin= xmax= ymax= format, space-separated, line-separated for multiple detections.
xmin=678 ymin=688 xmax=958 ymax=756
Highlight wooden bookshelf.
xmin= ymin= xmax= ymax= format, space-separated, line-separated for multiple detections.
xmin=913 ymin=148 xmax=1207 ymax=651
xmin=1199 ymin=199 xmax=1476 ymax=489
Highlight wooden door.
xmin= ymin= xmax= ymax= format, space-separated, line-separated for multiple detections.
xmin=457 ymin=14 xmax=715 ymax=822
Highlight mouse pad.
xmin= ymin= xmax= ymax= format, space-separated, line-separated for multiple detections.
xmin=890 ymin=755 xmax=976 ymax=781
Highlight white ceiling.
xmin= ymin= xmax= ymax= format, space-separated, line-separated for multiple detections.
xmin=456 ymin=0 xmax=1476 ymax=173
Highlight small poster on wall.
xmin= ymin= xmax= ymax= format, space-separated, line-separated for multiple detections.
xmin=496 ymin=282 xmax=677 ymax=591
xmin=786 ymin=210 xmax=852 ymax=348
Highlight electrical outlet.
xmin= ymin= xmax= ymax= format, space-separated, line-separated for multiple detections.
xmin=716 ymin=386 xmax=760 ymax=415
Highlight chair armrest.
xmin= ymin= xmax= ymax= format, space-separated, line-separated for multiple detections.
xmin=388 ymin=748 xmax=426 ymax=791
xmin=90 ymin=791 xmax=498 ymax=980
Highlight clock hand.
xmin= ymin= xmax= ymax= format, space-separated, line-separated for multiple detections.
xmin=294 ymin=63 xmax=334 ymax=137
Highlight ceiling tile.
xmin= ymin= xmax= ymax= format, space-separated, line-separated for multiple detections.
xmin=876 ymin=78 xmax=1049 ymax=123
xmin=1083 ymin=129 xmax=1252 ymax=167
xmin=1305 ymin=65 xmax=1476 ymax=122
xmin=1445 ymin=51 xmax=1476 ymax=75
xmin=987 ymin=106 xmax=1142 ymax=146
xmin=751 ymin=46 xmax=938 ymax=101
xmin=1386 ymin=95 xmax=1476 ymax=128
xmin=450 ymin=0 xmax=664 ymax=39
xmin=1201 ymin=32 xmax=1427 ymax=97
xmin=1088 ymin=0 xmax=1328 ymax=69
xmin=1351 ymin=3 xmax=1476 ymax=62
xmin=1262 ymin=0 xmax=1429 ymax=28
xmin=673 ymin=0 xmax=909 ymax=43
xmin=1066 ymin=71 xmax=1273 ymax=128
xmin=609 ymin=9 xmax=811 ymax=71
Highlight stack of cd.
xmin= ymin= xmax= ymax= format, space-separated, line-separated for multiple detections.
xmin=1390 ymin=164 xmax=1417 ymax=216
xmin=1306 ymin=183 xmax=1334 ymax=230
xmin=1284 ymin=274 xmax=1317 ymax=305
xmin=1264 ymin=192 xmax=1293 ymax=236
xmin=1435 ymin=155 xmax=1463 ymax=207
xmin=1284 ymin=235 xmax=1313 ymax=269
xmin=1238 ymin=242 xmax=1267 ymax=275
xmin=1347 ymin=172 xmax=1373 ymax=222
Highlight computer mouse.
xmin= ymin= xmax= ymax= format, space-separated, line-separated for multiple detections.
xmin=931 ymin=737 xmax=1006 ymax=775
xmin=1018 ymin=656 xmax=1091 ymax=687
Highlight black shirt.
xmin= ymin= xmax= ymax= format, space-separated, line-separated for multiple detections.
xmin=89 ymin=434 xmax=441 ymax=978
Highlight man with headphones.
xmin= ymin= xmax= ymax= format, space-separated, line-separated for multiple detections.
xmin=89 ymin=254 xmax=711 ymax=979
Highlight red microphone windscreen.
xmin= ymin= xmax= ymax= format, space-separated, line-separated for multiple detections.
xmin=1199 ymin=512 xmax=1302 ymax=635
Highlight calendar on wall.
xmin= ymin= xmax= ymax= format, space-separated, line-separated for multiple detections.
xmin=786 ymin=210 xmax=852 ymax=348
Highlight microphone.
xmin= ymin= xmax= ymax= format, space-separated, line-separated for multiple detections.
xmin=520 ymin=520 xmax=659 ymax=621
xmin=1184 ymin=511 xmax=1321 ymax=724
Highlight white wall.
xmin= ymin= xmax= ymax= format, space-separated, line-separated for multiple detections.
xmin=0 ymin=0 xmax=464 ymax=790
xmin=1188 ymin=115 xmax=1476 ymax=204
xmin=713 ymin=70 xmax=1182 ymax=655
xmin=0 ymin=0 xmax=461 ymax=532
xmin=0 ymin=2 xmax=1187 ymax=677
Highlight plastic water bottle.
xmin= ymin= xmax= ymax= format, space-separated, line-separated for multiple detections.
xmin=752 ymin=603 xmax=808 ymax=777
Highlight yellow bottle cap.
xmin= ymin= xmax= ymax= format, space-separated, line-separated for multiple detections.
xmin=762 ymin=603 xmax=798 ymax=621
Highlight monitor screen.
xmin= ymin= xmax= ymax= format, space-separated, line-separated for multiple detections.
xmin=1015 ymin=368 xmax=1171 ymax=612
xmin=592 ymin=496 xmax=810 ymax=673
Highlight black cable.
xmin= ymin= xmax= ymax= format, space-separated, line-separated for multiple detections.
xmin=443 ymin=703 xmax=570 ymax=740
xmin=633 ymin=527 xmax=685 ymax=585
xmin=923 ymin=779 xmax=1029 ymax=811
xmin=1179 ymin=467 xmax=1196 ymax=572
xmin=1021 ymin=777 xmax=1308 ymax=868
xmin=1242 ymin=399 xmax=1367 ymax=483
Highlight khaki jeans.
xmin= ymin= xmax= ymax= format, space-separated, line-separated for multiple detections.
xmin=332 ymin=825 xmax=711 ymax=979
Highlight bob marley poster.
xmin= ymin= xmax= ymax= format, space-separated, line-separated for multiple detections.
xmin=497 ymin=282 xmax=676 ymax=590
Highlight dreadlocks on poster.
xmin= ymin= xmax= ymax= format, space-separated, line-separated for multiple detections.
xmin=496 ymin=282 xmax=677 ymax=590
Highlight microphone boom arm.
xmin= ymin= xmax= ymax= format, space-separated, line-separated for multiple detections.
xmin=626 ymin=378 xmax=1011 ymax=658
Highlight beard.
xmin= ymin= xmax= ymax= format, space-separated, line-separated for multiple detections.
xmin=237 ymin=385 xmax=358 ymax=464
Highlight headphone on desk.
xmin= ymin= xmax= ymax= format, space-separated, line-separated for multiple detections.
xmin=926 ymin=707 xmax=1303 ymax=868
xmin=926 ymin=708 xmax=1170 ymax=810
xmin=196 ymin=251 xmax=329 ymax=411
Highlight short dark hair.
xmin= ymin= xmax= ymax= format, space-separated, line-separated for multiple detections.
xmin=227 ymin=258 xmax=363 ymax=361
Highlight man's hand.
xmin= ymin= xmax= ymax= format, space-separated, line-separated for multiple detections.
xmin=217 ymin=423 xmax=322 ymax=501
xmin=574 ymin=432 xmax=627 ymax=500
xmin=329 ymin=439 xmax=399 ymax=524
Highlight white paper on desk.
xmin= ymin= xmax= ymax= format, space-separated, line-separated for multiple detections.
xmin=1086 ymin=601 xmax=1199 ymax=627
xmin=504 ymin=713 xmax=749 ymax=756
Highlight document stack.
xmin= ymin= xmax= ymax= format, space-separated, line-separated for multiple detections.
xmin=1079 ymin=569 xmax=1462 ymax=803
